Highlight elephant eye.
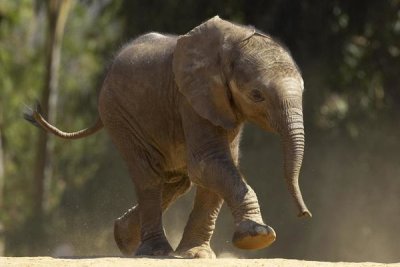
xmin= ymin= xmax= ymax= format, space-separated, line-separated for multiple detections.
xmin=249 ymin=89 xmax=265 ymax=102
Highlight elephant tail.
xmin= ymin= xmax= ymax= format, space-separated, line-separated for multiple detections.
xmin=24 ymin=101 xmax=103 ymax=140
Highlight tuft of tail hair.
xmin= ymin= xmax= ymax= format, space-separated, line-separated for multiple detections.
xmin=23 ymin=101 xmax=42 ymax=128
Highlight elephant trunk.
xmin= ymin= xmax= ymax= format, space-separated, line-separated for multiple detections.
xmin=281 ymin=105 xmax=312 ymax=218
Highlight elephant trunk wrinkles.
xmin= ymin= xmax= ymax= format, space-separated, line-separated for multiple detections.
xmin=281 ymin=106 xmax=312 ymax=218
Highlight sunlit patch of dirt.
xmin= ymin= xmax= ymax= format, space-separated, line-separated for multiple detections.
xmin=2 ymin=257 xmax=398 ymax=267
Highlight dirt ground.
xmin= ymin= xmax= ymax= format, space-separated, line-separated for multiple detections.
xmin=2 ymin=257 xmax=399 ymax=267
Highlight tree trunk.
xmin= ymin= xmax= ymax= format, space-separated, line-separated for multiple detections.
xmin=0 ymin=108 xmax=5 ymax=256
xmin=32 ymin=0 xmax=72 ymax=226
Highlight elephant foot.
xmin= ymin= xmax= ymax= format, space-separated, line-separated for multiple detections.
xmin=232 ymin=219 xmax=276 ymax=250
xmin=135 ymin=237 xmax=173 ymax=257
xmin=114 ymin=217 xmax=140 ymax=256
xmin=174 ymin=244 xmax=216 ymax=259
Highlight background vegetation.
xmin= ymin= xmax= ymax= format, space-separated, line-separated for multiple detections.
xmin=0 ymin=0 xmax=399 ymax=262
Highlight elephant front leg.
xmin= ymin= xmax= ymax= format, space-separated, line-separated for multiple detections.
xmin=229 ymin=183 xmax=276 ymax=250
xmin=195 ymin=157 xmax=276 ymax=250
xmin=181 ymin=103 xmax=276 ymax=251
xmin=174 ymin=186 xmax=223 ymax=258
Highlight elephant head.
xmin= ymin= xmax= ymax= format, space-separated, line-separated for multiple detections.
xmin=173 ymin=16 xmax=311 ymax=218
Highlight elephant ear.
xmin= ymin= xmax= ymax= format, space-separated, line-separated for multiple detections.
xmin=173 ymin=16 xmax=250 ymax=129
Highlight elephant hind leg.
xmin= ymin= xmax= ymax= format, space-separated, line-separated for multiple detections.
xmin=114 ymin=177 xmax=191 ymax=256
xmin=113 ymin=205 xmax=140 ymax=256
xmin=103 ymin=118 xmax=173 ymax=256
xmin=134 ymin=182 xmax=172 ymax=256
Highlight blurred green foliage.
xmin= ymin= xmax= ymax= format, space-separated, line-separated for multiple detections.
xmin=0 ymin=0 xmax=399 ymax=262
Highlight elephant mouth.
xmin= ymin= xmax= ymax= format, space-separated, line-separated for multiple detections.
xmin=164 ymin=168 xmax=188 ymax=183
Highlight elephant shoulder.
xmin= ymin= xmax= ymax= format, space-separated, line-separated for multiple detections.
xmin=132 ymin=32 xmax=178 ymax=45
xmin=115 ymin=32 xmax=177 ymax=60
xmin=113 ymin=32 xmax=177 ymax=67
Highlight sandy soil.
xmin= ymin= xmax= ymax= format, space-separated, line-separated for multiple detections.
xmin=2 ymin=257 xmax=399 ymax=267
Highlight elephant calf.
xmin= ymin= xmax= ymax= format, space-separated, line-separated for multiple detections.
xmin=25 ymin=16 xmax=311 ymax=258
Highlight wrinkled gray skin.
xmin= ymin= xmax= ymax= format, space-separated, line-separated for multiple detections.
xmin=105 ymin=16 xmax=311 ymax=258
xmin=31 ymin=16 xmax=312 ymax=258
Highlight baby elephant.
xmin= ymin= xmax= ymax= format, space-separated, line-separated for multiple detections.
xmin=26 ymin=16 xmax=311 ymax=258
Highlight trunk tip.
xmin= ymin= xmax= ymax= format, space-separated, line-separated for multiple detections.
xmin=297 ymin=210 xmax=312 ymax=218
